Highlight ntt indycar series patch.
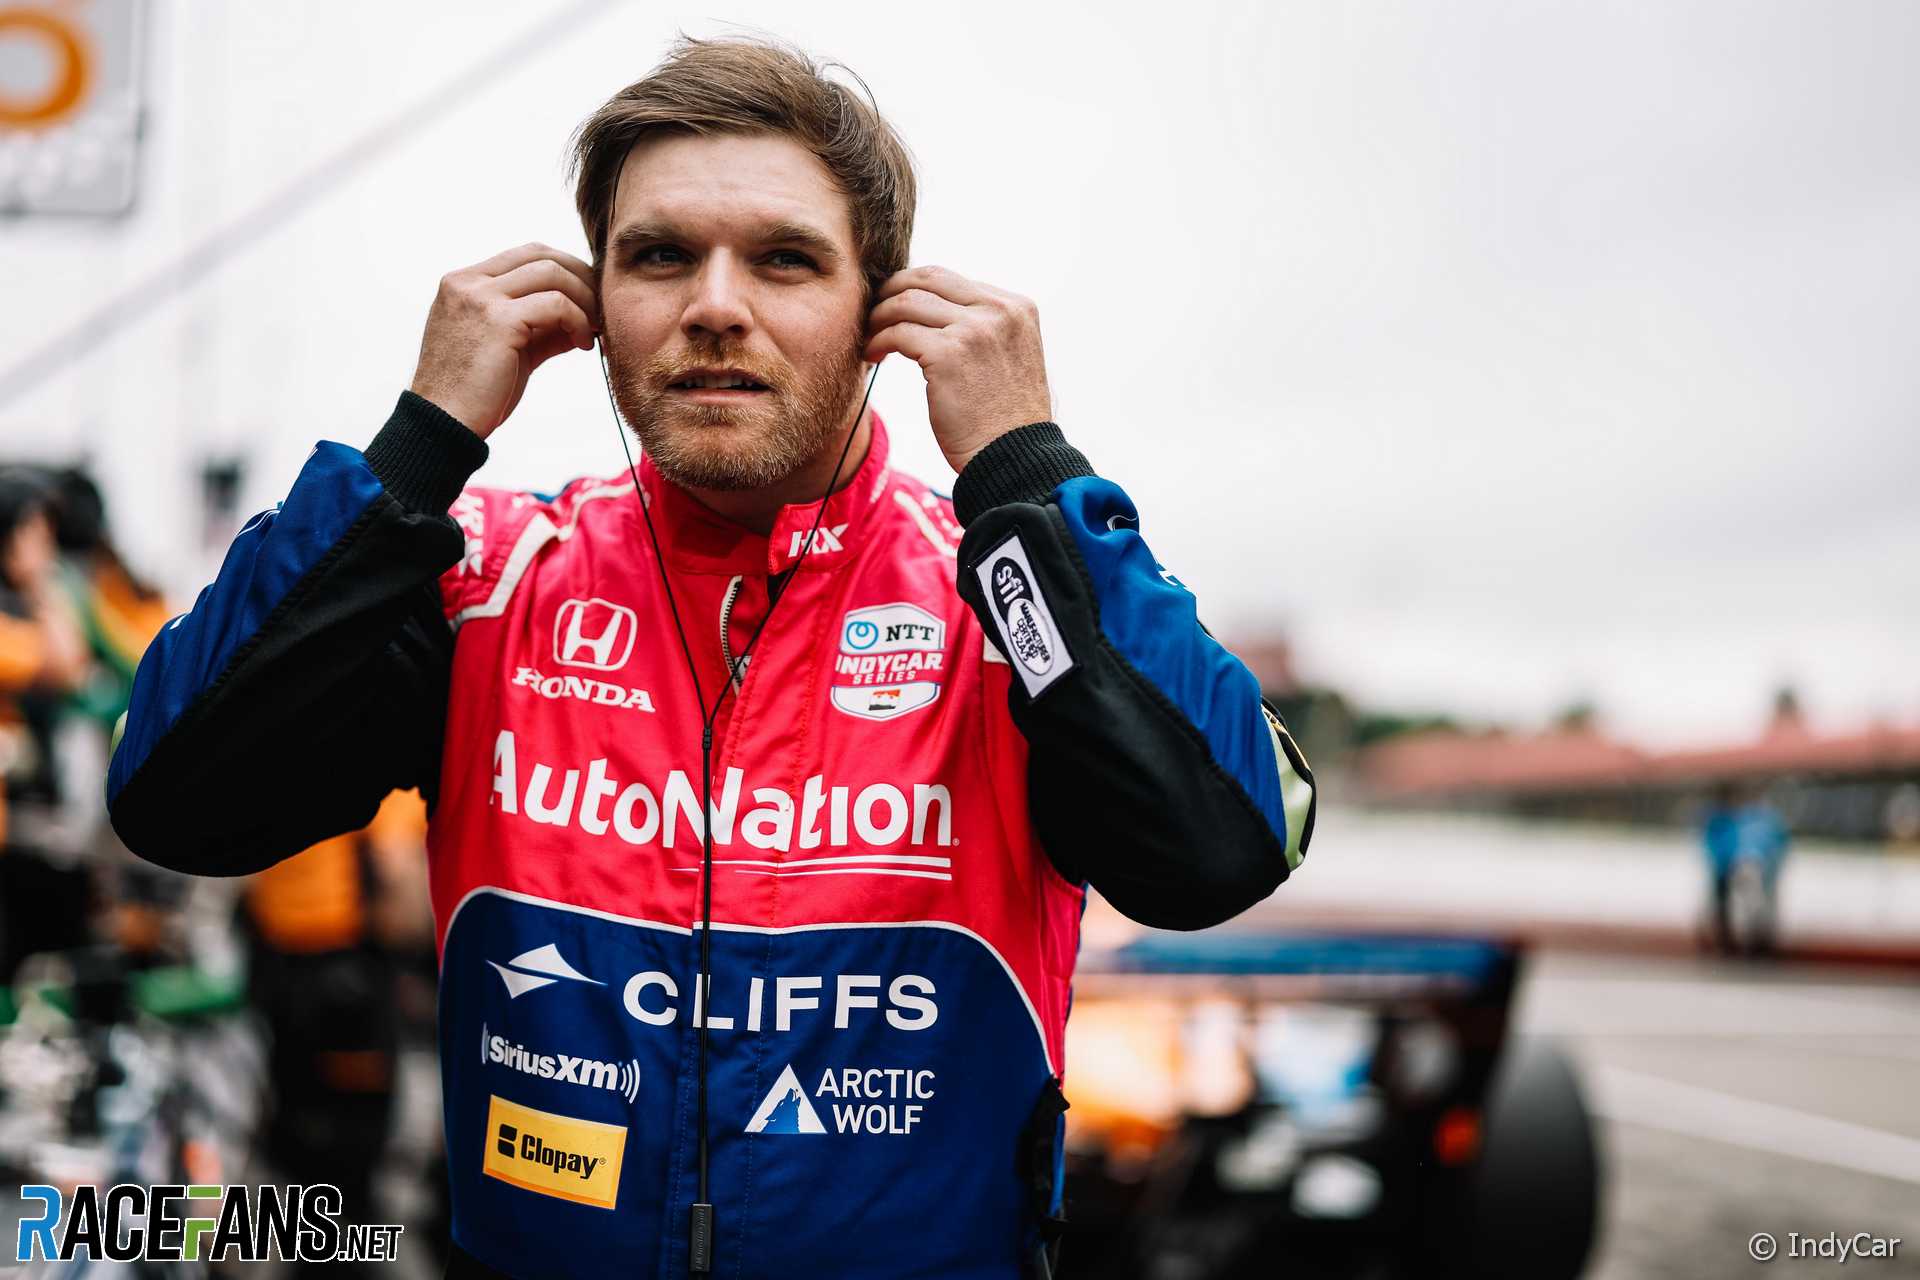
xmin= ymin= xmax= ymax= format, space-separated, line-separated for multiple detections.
xmin=830 ymin=601 xmax=944 ymax=721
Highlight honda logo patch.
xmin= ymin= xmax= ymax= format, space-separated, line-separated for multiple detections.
xmin=554 ymin=598 xmax=637 ymax=671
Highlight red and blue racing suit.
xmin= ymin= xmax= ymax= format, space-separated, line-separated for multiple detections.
xmin=108 ymin=393 xmax=1316 ymax=1278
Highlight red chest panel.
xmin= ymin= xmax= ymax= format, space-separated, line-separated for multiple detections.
xmin=427 ymin=426 xmax=1083 ymax=1074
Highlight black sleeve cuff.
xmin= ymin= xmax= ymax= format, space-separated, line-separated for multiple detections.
xmin=951 ymin=422 xmax=1095 ymax=526
xmin=363 ymin=391 xmax=490 ymax=514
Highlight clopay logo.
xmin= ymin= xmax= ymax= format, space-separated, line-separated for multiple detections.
xmin=14 ymin=1183 xmax=402 ymax=1264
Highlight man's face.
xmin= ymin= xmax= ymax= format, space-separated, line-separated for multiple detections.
xmin=599 ymin=131 xmax=869 ymax=492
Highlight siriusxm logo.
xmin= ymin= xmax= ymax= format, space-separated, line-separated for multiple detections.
xmin=482 ymin=1025 xmax=641 ymax=1105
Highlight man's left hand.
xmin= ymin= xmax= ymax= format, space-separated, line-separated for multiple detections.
xmin=865 ymin=266 xmax=1054 ymax=475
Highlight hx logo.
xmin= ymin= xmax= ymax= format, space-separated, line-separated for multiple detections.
xmin=554 ymin=598 xmax=637 ymax=671
xmin=789 ymin=523 xmax=848 ymax=558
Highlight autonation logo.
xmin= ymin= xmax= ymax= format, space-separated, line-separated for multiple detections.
xmin=489 ymin=729 xmax=954 ymax=852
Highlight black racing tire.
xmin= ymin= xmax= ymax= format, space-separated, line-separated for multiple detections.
xmin=1466 ymin=1037 xmax=1602 ymax=1279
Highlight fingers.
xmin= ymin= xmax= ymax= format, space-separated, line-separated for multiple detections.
xmin=865 ymin=274 xmax=1043 ymax=365
xmin=873 ymin=264 xmax=993 ymax=307
xmin=864 ymin=320 xmax=943 ymax=366
xmin=472 ymin=242 xmax=598 ymax=293
xmin=509 ymin=291 xmax=598 ymax=353
xmin=495 ymin=259 xmax=601 ymax=329
xmin=866 ymin=287 xmax=968 ymax=340
xmin=414 ymin=244 xmax=601 ymax=436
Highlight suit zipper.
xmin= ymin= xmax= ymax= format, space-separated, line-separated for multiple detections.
xmin=718 ymin=573 xmax=745 ymax=689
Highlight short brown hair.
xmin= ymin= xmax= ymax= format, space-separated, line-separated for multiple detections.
xmin=569 ymin=36 xmax=917 ymax=297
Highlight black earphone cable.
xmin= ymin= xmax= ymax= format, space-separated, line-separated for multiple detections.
xmin=600 ymin=347 xmax=880 ymax=1274
xmin=603 ymin=356 xmax=707 ymax=717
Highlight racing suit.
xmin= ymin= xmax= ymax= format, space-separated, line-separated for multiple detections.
xmin=108 ymin=391 xmax=1316 ymax=1279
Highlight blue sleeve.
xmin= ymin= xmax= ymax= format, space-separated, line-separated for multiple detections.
xmin=955 ymin=423 xmax=1315 ymax=929
xmin=107 ymin=443 xmax=384 ymax=803
xmin=108 ymin=393 xmax=485 ymax=874
xmin=1052 ymin=476 xmax=1313 ymax=865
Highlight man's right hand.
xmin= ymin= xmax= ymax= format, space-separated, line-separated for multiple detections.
xmin=408 ymin=243 xmax=600 ymax=439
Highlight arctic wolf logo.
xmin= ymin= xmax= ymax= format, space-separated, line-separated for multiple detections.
xmin=745 ymin=1064 xmax=825 ymax=1134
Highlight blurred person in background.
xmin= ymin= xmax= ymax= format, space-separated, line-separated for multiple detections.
xmin=0 ymin=466 xmax=181 ymax=971
xmin=41 ymin=466 xmax=185 ymax=960
xmin=0 ymin=469 xmax=93 ymax=983
xmin=1701 ymin=782 xmax=1791 ymax=956
xmin=46 ymin=467 xmax=174 ymax=730
xmin=242 ymin=787 xmax=434 ymax=1276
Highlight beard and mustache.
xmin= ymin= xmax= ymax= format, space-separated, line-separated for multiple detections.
xmin=605 ymin=324 xmax=867 ymax=493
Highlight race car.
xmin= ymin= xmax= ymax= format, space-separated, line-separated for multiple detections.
xmin=1056 ymin=931 xmax=1600 ymax=1279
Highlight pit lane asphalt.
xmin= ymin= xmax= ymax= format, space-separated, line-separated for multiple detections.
xmin=1518 ymin=949 xmax=1920 ymax=1278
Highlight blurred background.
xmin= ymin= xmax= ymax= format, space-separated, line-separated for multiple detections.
xmin=0 ymin=1 xmax=1915 ymax=1275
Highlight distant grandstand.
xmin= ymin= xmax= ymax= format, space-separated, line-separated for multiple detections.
xmin=1357 ymin=702 xmax=1920 ymax=842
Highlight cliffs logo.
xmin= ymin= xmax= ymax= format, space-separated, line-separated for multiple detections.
xmin=482 ymin=1096 xmax=626 ymax=1209
xmin=975 ymin=535 xmax=1074 ymax=699
xmin=553 ymin=598 xmax=637 ymax=671
xmin=830 ymin=602 xmax=943 ymax=721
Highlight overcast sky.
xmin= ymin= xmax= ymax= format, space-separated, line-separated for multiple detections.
xmin=2 ymin=0 xmax=1915 ymax=747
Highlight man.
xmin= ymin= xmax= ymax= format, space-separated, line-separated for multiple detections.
xmin=1 ymin=470 xmax=93 ymax=981
xmin=109 ymin=36 xmax=1314 ymax=1280
xmin=241 ymin=789 xmax=430 ymax=1276
xmin=1701 ymin=783 xmax=1789 ymax=956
